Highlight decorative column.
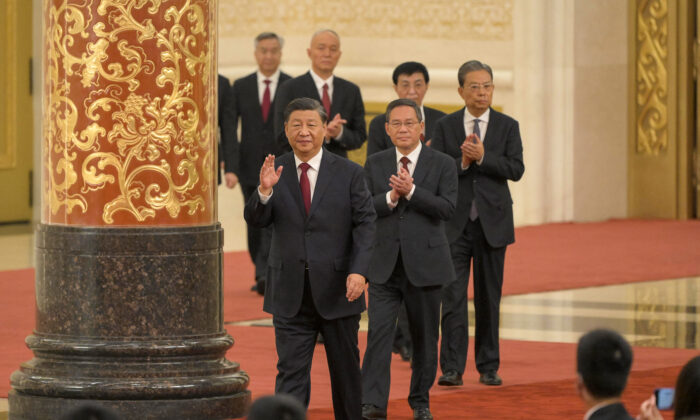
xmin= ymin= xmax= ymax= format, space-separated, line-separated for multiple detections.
xmin=9 ymin=1 xmax=250 ymax=419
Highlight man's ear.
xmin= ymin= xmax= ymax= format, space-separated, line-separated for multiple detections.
xmin=575 ymin=374 xmax=587 ymax=401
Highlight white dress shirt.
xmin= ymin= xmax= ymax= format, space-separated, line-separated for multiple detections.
xmin=461 ymin=108 xmax=490 ymax=169
xmin=386 ymin=142 xmax=421 ymax=208
xmin=309 ymin=69 xmax=334 ymax=102
xmin=256 ymin=69 xmax=281 ymax=104
xmin=309 ymin=69 xmax=343 ymax=140
xmin=258 ymin=148 xmax=323 ymax=204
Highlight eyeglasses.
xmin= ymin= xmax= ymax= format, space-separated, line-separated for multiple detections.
xmin=388 ymin=120 xmax=420 ymax=129
xmin=467 ymin=83 xmax=494 ymax=92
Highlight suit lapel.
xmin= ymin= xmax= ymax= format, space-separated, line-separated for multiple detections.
xmin=308 ymin=150 xmax=333 ymax=218
xmin=482 ymin=107 xmax=500 ymax=147
xmin=279 ymin=154 xmax=306 ymax=219
xmin=250 ymin=74 xmax=263 ymax=118
xmin=302 ymin=72 xmax=322 ymax=101
xmin=412 ymin=145 xmax=431 ymax=187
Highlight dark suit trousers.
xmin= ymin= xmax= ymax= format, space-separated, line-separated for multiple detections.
xmin=440 ymin=218 xmax=506 ymax=375
xmin=241 ymin=184 xmax=271 ymax=282
xmin=362 ymin=254 xmax=441 ymax=410
xmin=273 ymin=273 xmax=361 ymax=420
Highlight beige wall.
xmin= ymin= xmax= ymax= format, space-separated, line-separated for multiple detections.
xmin=572 ymin=0 xmax=628 ymax=221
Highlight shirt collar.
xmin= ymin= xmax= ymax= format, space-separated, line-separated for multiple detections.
xmin=583 ymin=401 xmax=618 ymax=420
xmin=465 ymin=107 xmax=490 ymax=124
xmin=257 ymin=69 xmax=281 ymax=84
xmin=309 ymin=69 xmax=334 ymax=91
xmin=294 ymin=148 xmax=323 ymax=172
xmin=396 ymin=141 xmax=422 ymax=166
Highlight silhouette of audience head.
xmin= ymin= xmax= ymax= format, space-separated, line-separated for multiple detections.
xmin=247 ymin=393 xmax=306 ymax=420
xmin=673 ymin=355 xmax=700 ymax=419
xmin=59 ymin=404 xmax=121 ymax=420
xmin=576 ymin=329 xmax=633 ymax=403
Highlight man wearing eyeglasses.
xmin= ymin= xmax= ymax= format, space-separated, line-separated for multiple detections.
xmin=366 ymin=61 xmax=446 ymax=156
xmin=361 ymin=99 xmax=457 ymax=420
xmin=432 ymin=60 xmax=525 ymax=388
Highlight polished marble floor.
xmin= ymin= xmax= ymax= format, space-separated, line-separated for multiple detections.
xmin=1 ymin=185 xmax=698 ymax=416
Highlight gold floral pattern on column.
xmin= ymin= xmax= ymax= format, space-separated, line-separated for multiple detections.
xmin=635 ymin=0 xmax=668 ymax=155
xmin=43 ymin=0 xmax=216 ymax=226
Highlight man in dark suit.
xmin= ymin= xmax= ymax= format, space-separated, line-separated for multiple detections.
xmin=244 ymin=98 xmax=376 ymax=420
xmin=432 ymin=60 xmax=525 ymax=387
xmin=218 ymin=74 xmax=236 ymax=186
xmin=361 ymin=99 xmax=457 ymax=420
xmin=576 ymin=329 xmax=634 ymax=420
xmin=366 ymin=61 xmax=447 ymax=363
xmin=273 ymin=29 xmax=366 ymax=158
xmin=366 ymin=61 xmax=446 ymax=156
xmin=223 ymin=32 xmax=291 ymax=294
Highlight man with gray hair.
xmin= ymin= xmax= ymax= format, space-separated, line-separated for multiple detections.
xmin=432 ymin=60 xmax=525 ymax=388
xmin=273 ymin=29 xmax=366 ymax=158
xmin=223 ymin=32 xmax=291 ymax=294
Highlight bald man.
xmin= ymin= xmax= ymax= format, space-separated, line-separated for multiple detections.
xmin=273 ymin=29 xmax=366 ymax=158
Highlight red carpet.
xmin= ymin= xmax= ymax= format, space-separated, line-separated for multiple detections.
xmin=224 ymin=219 xmax=700 ymax=322
xmin=224 ymin=325 xmax=692 ymax=419
xmin=1 ymin=219 xmax=699 ymax=419
xmin=504 ymin=219 xmax=700 ymax=296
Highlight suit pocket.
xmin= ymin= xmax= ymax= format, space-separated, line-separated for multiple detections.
xmin=334 ymin=256 xmax=350 ymax=271
xmin=428 ymin=235 xmax=448 ymax=248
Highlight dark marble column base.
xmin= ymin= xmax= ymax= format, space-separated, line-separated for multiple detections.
xmin=8 ymin=390 xmax=249 ymax=420
xmin=9 ymin=224 xmax=250 ymax=419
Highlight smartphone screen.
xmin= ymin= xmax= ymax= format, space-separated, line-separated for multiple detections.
xmin=654 ymin=387 xmax=675 ymax=410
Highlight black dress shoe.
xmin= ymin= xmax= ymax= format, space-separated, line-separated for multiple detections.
xmin=437 ymin=370 xmax=463 ymax=386
xmin=413 ymin=407 xmax=433 ymax=420
xmin=479 ymin=370 xmax=502 ymax=386
xmin=362 ymin=404 xmax=386 ymax=420
xmin=392 ymin=344 xmax=412 ymax=362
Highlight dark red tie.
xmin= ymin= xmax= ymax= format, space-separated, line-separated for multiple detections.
xmin=400 ymin=156 xmax=410 ymax=173
xmin=261 ymin=79 xmax=271 ymax=122
xmin=322 ymin=83 xmax=331 ymax=116
xmin=299 ymin=162 xmax=311 ymax=214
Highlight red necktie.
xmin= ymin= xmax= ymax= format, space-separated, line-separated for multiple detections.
xmin=399 ymin=156 xmax=410 ymax=173
xmin=299 ymin=162 xmax=311 ymax=214
xmin=322 ymin=83 xmax=331 ymax=116
xmin=261 ymin=79 xmax=271 ymax=122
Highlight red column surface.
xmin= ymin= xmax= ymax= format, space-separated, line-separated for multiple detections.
xmin=42 ymin=0 xmax=217 ymax=226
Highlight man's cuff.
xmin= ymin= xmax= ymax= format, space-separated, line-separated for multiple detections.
xmin=386 ymin=191 xmax=398 ymax=209
xmin=258 ymin=186 xmax=272 ymax=204
xmin=461 ymin=162 xmax=471 ymax=171
xmin=335 ymin=126 xmax=344 ymax=140
xmin=405 ymin=184 xmax=416 ymax=200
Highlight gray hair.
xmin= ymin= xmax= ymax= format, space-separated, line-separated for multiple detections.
xmin=457 ymin=60 xmax=493 ymax=87
xmin=310 ymin=29 xmax=340 ymax=44
xmin=254 ymin=32 xmax=284 ymax=48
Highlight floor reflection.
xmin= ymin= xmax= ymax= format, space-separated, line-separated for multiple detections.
xmin=229 ymin=277 xmax=700 ymax=350
xmin=499 ymin=277 xmax=700 ymax=349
